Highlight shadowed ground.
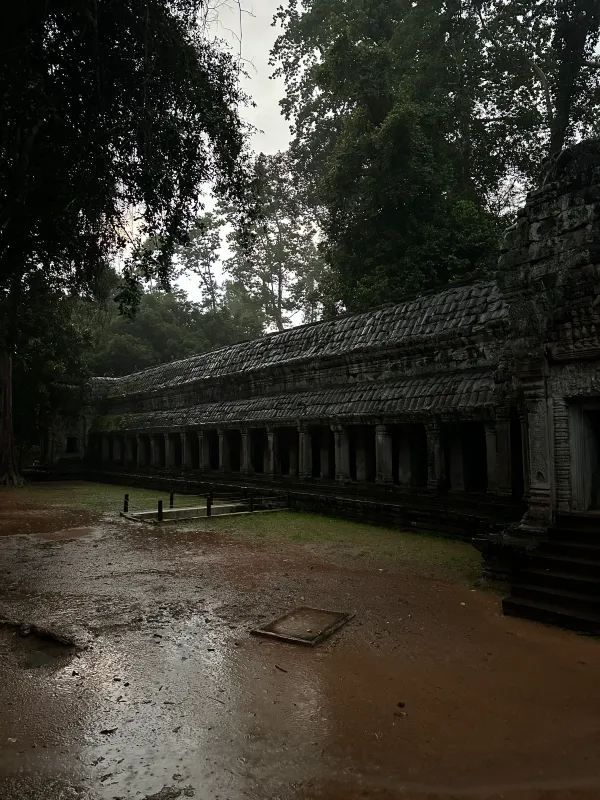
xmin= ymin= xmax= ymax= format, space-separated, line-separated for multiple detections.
xmin=0 ymin=482 xmax=599 ymax=800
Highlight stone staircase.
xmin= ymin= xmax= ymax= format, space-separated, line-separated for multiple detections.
xmin=503 ymin=515 xmax=600 ymax=634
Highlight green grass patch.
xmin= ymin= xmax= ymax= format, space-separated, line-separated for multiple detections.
xmin=208 ymin=511 xmax=481 ymax=584
xmin=1 ymin=480 xmax=206 ymax=515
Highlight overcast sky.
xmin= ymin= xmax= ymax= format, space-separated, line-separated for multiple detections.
xmin=177 ymin=0 xmax=290 ymax=301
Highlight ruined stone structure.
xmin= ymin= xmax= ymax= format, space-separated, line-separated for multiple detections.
xmin=50 ymin=140 xmax=600 ymax=630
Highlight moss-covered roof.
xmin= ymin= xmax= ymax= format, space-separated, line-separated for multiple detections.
xmin=91 ymin=370 xmax=496 ymax=432
xmin=90 ymin=281 xmax=506 ymax=400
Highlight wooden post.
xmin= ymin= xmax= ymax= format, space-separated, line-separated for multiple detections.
xmin=207 ymin=493 xmax=212 ymax=517
xmin=169 ymin=491 xmax=174 ymax=509
xmin=157 ymin=500 xmax=163 ymax=522
xmin=249 ymin=491 xmax=254 ymax=512
xmin=123 ymin=493 xmax=129 ymax=513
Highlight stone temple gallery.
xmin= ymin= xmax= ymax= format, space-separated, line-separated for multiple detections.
xmin=46 ymin=141 xmax=600 ymax=631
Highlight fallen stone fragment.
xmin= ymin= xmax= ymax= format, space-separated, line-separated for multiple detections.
xmin=143 ymin=787 xmax=182 ymax=800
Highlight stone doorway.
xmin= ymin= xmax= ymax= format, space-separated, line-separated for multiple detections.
xmin=570 ymin=406 xmax=600 ymax=511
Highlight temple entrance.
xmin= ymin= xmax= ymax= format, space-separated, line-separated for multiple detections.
xmin=570 ymin=406 xmax=600 ymax=510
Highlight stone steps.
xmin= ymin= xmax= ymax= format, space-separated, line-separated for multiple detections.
xmin=503 ymin=515 xmax=600 ymax=634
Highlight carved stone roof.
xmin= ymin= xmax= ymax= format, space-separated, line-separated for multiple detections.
xmin=92 ymin=371 xmax=496 ymax=432
xmin=91 ymin=281 xmax=506 ymax=400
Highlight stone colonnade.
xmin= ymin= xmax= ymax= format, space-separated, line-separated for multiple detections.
xmin=94 ymin=416 xmax=523 ymax=495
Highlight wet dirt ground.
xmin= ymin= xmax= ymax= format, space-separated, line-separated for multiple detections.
xmin=1 ymin=482 xmax=600 ymax=800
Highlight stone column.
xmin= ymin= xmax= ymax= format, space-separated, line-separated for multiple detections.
xmin=240 ymin=429 xmax=251 ymax=475
xmin=181 ymin=432 xmax=192 ymax=469
xmin=150 ymin=435 xmax=160 ymax=468
xmin=484 ymin=421 xmax=499 ymax=493
xmin=375 ymin=424 xmax=393 ymax=484
xmin=494 ymin=414 xmax=513 ymax=496
xmin=298 ymin=425 xmax=312 ymax=479
xmin=113 ymin=436 xmax=122 ymax=464
xmin=355 ymin=428 xmax=368 ymax=482
xmin=218 ymin=429 xmax=229 ymax=472
xmin=289 ymin=433 xmax=299 ymax=477
xmin=319 ymin=435 xmax=330 ymax=479
xmin=520 ymin=391 xmax=554 ymax=533
xmin=198 ymin=431 xmax=210 ymax=471
xmin=136 ymin=434 xmax=144 ymax=468
xmin=265 ymin=428 xmax=276 ymax=477
xmin=332 ymin=424 xmax=350 ymax=482
xmin=165 ymin=434 xmax=175 ymax=468
xmin=425 ymin=420 xmax=445 ymax=490
xmin=101 ymin=434 xmax=110 ymax=463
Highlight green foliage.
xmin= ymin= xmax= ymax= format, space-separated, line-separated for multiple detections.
xmin=78 ymin=286 xmax=265 ymax=377
xmin=0 ymin=1 xmax=249 ymax=317
xmin=224 ymin=151 xmax=328 ymax=328
xmin=271 ymin=0 xmax=600 ymax=310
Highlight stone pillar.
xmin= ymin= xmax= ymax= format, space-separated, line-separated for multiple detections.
xmin=289 ymin=433 xmax=299 ymax=477
xmin=265 ymin=428 xmax=276 ymax=477
xmin=181 ymin=432 xmax=192 ymax=469
xmin=113 ymin=437 xmax=122 ymax=464
xmin=198 ymin=431 xmax=210 ymax=471
xmin=136 ymin=434 xmax=144 ymax=468
xmin=150 ymin=435 xmax=160 ymax=468
xmin=355 ymin=428 xmax=368 ymax=482
xmin=240 ymin=429 xmax=251 ymax=475
xmin=521 ymin=392 xmax=554 ymax=533
xmin=298 ymin=425 xmax=312 ymax=479
xmin=484 ymin=421 xmax=498 ymax=493
xmin=494 ymin=415 xmax=513 ymax=496
xmin=320 ymin=435 xmax=330 ymax=479
xmin=218 ymin=429 xmax=229 ymax=472
xmin=425 ymin=421 xmax=445 ymax=490
xmin=101 ymin=434 xmax=110 ymax=463
xmin=332 ymin=424 xmax=350 ymax=482
xmin=375 ymin=424 xmax=393 ymax=484
xmin=165 ymin=434 xmax=175 ymax=468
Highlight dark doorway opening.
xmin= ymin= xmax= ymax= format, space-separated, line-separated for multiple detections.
xmin=226 ymin=430 xmax=241 ymax=472
xmin=462 ymin=422 xmax=487 ymax=492
xmin=251 ymin=429 xmax=267 ymax=473
xmin=207 ymin=431 xmax=219 ymax=469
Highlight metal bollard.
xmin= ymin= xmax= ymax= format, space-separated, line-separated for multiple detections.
xmin=169 ymin=491 xmax=174 ymax=509
xmin=206 ymin=493 xmax=212 ymax=518
xmin=123 ymin=493 xmax=129 ymax=513
xmin=157 ymin=500 xmax=163 ymax=522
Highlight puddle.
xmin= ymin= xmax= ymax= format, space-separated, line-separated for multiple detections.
xmin=3 ymin=628 xmax=76 ymax=670
xmin=35 ymin=526 xmax=95 ymax=542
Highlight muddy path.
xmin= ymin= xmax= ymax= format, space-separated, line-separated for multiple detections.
xmin=0 ymin=485 xmax=599 ymax=800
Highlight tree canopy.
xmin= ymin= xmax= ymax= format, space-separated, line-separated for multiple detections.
xmin=0 ymin=0 xmax=250 ymax=482
xmin=271 ymin=0 xmax=600 ymax=310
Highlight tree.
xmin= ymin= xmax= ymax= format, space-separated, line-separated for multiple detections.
xmin=225 ymin=152 xmax=327 ymax=329
xmin=81 ymin=287 xmax=265 ymax=377
xmin=271 ymin=0 xmax=600 ymax=311
xmin=175 ymin=213 xmax=224 ymax=312
xmin=476 ymin=1 xmax=600 ymax=158
xmin=0 ymin=1 xmax=249 ymax=483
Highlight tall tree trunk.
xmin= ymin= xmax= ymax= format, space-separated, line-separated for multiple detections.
xmin=549 ymin=0 xmax=597 ymax=155
xmin=0 ymin=350 xmax=22 ymax=486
